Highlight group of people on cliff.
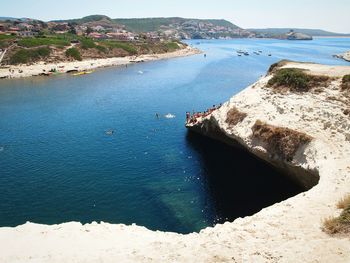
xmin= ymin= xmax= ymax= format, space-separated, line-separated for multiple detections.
xmin=186 ymin=104 xmax=222 ymax=124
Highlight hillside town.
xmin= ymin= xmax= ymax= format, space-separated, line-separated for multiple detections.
xmin=0 ymin=16 xmax=253 ymax=41
xmin=0 ymin=18 xmax=142 ymax=41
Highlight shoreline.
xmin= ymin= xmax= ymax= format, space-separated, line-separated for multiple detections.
xmin=0 ymin=46 xmax=202 ymax=79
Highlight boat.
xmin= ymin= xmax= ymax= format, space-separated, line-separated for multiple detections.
xmin=72 ymin=71 xmax=93 ymax=76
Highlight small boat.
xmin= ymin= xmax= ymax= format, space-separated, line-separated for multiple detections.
xmin=72 ymin=71 xmax=93 ymax=76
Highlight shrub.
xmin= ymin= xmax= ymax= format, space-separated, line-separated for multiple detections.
xmin=267 ymin=68 xmax=310 ymax=91
xmin=80 ymin=38 xmax=96 ymax=49
xmin=251 ymin=120 xmax=312 ymax=161
xmin=323 ymin=194 xmax=350 ymax=235
xmin=18 ymin=37 xmax=70 ymax=47
xmin=225 ymin=107 xmax=247 ymax=126
xmin=341 ymin=74 xmax=350 ymax=91
xmin=65 ymin=47 xmax=82 ymax=61
xmin=267 ymin=68 xmax=330 ymax=92
xmin=101 ymin=41 xmax=137 ymax=55
xmin=95 ymin=45 xmax=107 ymax=53
xmin=10 ymin=47 xmax=51 ymax=64
xmin=165 ymin=41 xmax=180 ymax=51
xmin=267 ymin=60 xmax=289 ymax=73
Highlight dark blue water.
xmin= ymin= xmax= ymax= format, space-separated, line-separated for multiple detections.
xmin=0 ymin=38 xmax=349 ymax=233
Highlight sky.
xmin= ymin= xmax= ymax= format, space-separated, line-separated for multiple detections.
xmin=1 ymin=0 xmax=350 ymax=33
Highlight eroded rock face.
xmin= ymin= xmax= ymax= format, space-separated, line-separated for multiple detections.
xmin=186 ymin=61 xmax=350 ymax=190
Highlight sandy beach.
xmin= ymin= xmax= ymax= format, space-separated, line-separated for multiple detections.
xmin=0 ymin=46 xmax=201 ymax=79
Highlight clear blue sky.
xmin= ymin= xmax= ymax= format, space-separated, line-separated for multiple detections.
xmin=2 ymin=0 xmax=350 ymax=33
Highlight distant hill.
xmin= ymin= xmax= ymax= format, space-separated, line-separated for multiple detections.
xmin=53 ymin=15 xmax=249 ymax=39
xmin=114 ymin=17 xmax=239 ymax=32
xmin=249 ymin=28 xmax=350 ymax=37
xmin=53 ymin=15 xmax=113 ymax=24
xmin=0 ymin=17 xmax=35 ymax=22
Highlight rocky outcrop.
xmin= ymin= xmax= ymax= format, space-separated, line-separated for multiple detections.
xmin=286 ymin=31 xmax=313 ymax=40
xmin=0 ymin=62 xmax=349 ymax=263
xmin=334 ymin=51 xmax=350 ymax=62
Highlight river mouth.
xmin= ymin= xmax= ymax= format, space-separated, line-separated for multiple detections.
xmin=186 ymin=132 xmax=304 ymax=222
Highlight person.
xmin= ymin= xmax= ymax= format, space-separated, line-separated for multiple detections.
xmin=155 ymin=113 xmax=160 ymax=119
xmin=204 ymin=54 xmax=207 ymax=58
xmin=186 ymin=112 xmax=190 ymax=123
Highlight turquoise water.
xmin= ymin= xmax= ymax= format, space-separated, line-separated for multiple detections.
xmin=0 ymin=38 xmax=349 ymax=233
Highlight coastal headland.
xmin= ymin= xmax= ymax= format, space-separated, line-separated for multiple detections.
xmin=0 ymin=61 xmax=349 ymax=262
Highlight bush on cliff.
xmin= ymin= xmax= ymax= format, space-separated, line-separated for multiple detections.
xmin=251 ymin=120 xmax=312 ymax=162
xmin=65 ymin=47 xmax=82 ymax=61
xmin=268 ymin=68 xmax=310 ymax=91
xmin=267 ymin=68 xmax=330 ymax=92
xmin=341 ymin=74 xmax=350 ymax=91
xmin=80 ymin=38 xmax=97 ymax=49
xmin=323 ymin=195 xmax=350 ymax=235
xmin=10 ymin=47 xmax=51 ymax=64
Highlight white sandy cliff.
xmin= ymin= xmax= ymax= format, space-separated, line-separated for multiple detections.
xmin=0 ymin=61 xmax=349 ymax=263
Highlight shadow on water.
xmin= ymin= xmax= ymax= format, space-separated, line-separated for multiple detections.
xmin=186 ymin=131 xmax=304 ymax=223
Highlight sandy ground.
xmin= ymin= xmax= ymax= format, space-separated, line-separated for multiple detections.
xmin=0 ymin=46 xmax=201 ymax=79
xmin=0 ymin=62 xmax=349 ymax=262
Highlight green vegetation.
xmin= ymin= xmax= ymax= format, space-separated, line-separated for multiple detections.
xmin=341 ymin=74 xmax=350 ymax=91
xmin=80 ymin=38 xmax=97 ymax=49
xmin=267 ymin=68 xmax=330 ymax=92
xmin=323 ymin=195 xmax=350 ymax=235
xmin=165 ymin=41 xmax=180 ymax=51
xmin=10 ymin=47 xmax=51 ymax=64
xmin=268 ymin=68 xmax=310 ymax=91
xmin=0 ymin=34 xmax=16 ymax=40
xmin=101 ymin=41 xmax=137 ymax=54
xmin=0 ymin=34 xmax=16 ymax=48
xmin=54 ymin=15 xmax=112 ymax=24
xmin=18 ymin=37 xmax=70 ymax=48
xmin=95 ymin=45 xmax=107 ymax=53
xmin=65 ymin=47 xmax=82 ymax=61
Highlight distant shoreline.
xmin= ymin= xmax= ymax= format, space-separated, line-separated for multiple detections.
xmin=0 ymin=46 xmax=202 ymax=80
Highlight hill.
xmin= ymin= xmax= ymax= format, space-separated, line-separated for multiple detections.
xmin=249 ymin=28 xmax=350 ymax=37
xmin=53 ymin=15 xmax=250 ymax=39
xmin=113 ymin=17 xmax=239 ymax=32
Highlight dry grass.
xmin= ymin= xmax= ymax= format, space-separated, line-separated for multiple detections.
xmin=323 ymin=194 xmax=350 ymax=235
xmin=337 ymin=195 xmax=350 ymax=209
xmin=251 ymin=120 xmax=312 ymax=161
xmin=225 ymin=107 xmax=247 ymax=126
